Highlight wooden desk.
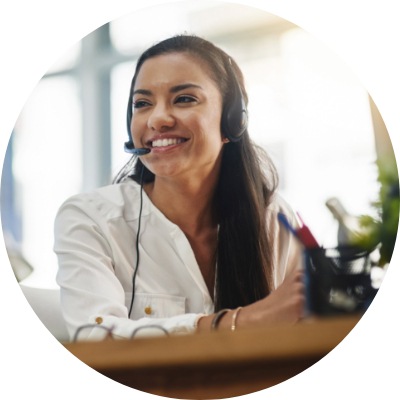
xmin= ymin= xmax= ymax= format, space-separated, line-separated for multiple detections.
xmin=65 ymin=315 xmax=360 ymax=399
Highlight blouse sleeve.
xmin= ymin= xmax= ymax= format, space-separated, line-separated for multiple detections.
xmin=53 ymin=195 xmax=200 ymax=342
xmin=267 ymin=194 xmax=304 ymax=289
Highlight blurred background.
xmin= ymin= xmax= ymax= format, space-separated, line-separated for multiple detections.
xmin=1 ymin=0 xmax=385 ymax=289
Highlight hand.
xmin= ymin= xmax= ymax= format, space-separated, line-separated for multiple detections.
xmin=242 ymin=267 xmax=306 ymax=326
xmin=196 ymin=267 xmax=306 ymax=332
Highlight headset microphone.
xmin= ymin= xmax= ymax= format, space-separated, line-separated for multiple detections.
xmin=124 ymin=142 xmax=151 ymax=156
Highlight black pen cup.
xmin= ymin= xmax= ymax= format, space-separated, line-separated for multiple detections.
xmin=304 ymin=246 xmax=378 ymax=316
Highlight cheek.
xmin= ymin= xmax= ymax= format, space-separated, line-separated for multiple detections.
xmin=183 ymin=110 xmax=222 ymax=140
xmin=130 ymin=117 xmax=145 ymax=145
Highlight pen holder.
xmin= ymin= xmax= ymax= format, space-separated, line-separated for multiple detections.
xmin=304 ymin=246 xmax=378 ymax=316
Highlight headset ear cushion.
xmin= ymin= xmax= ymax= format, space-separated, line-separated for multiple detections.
xmin=222 ymin=93 xmax=248 ymax=142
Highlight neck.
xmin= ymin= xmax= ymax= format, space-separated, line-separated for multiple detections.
xmin=144 ymin=174 xmax=219 ymax=236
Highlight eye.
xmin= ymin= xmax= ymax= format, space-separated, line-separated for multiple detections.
xmin=175 ymin=95 xmax=197 ymax=104
xmin=133 ymin=100 xmax=151 ymax=109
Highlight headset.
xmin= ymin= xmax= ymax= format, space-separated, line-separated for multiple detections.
xmin=124 ymin=58 xmax=248 ymax=154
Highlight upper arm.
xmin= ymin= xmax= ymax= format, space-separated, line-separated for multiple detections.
xmin=268 ymin=195 xmax=304 ymax=288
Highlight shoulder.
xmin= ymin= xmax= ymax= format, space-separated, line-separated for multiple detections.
xmin=55 ymin=180 xmax=144 ymax=224
xmin=267 ymin=192 xmax=303 ymax=285
xmin=267 ymin=192 xmax=299 ymax=228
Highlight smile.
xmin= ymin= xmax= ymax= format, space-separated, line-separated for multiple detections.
xmin=151 ymin=138 xmax=187 ymax=148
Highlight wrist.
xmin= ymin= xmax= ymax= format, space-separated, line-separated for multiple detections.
xmin=219 ymin=307 xmax=243 ymax=331
xmin=211 ymin=309 xmax=230 ymax=330
xmin=196 ymin=307 xmax=245 ymax=332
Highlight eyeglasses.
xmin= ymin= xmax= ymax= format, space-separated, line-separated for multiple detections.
xmin=72 ymin=323 xmax=169 ymax=342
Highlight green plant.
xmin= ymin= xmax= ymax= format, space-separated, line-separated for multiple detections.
xmin=358 ymin=159 xmax=399 ymax=266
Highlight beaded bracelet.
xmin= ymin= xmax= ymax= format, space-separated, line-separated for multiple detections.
xmin=231 ymin=307 xmax=242 ymax=331
xmin=211 ymin=308 xmax=230 ymax=330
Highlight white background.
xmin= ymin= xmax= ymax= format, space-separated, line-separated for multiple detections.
xmin=1 ymin=0 xmax=399 ymax=399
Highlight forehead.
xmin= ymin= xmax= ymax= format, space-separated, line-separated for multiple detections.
xmin=134 ymin=52 xmax=219 ymax=90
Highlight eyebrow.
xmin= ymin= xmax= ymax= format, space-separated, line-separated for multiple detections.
xmin=133 ymin=83 xmax=203 ymax=96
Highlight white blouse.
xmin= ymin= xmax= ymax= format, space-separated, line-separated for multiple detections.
xmin=54 ymin=179 xmax=301 ymax=341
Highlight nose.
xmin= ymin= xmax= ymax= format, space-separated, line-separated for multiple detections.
xmin=147 ymin=103 xmax=175 ymax=132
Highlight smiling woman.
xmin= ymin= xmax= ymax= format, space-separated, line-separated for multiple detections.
xmin=54 ymin=34 xmax=304 ymax=342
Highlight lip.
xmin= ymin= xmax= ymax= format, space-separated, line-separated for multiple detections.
xmin=150 ymin=139 xmax=189 ymax=154
xmin=145 ymin=134 xmax=190 ymax=152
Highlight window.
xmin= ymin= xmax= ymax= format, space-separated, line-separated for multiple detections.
xmin=10 ymin=76 xmax=82 ymax=282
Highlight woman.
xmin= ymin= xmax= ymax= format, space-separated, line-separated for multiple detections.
xmin=54 ymin=35 xmax=304 ymax=341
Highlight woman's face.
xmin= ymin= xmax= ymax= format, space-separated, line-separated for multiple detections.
xmin=131 ymin=52 xmax=225 ymax=183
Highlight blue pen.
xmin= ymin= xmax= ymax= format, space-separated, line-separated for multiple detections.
xmin=277 ymin=212 xmax=297 ymax=236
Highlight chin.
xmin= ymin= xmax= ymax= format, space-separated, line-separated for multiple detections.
xmin=149 ymin=163 xmax=184 ymax=179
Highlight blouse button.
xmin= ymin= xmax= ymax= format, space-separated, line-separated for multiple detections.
xmin=95 ymin=317 xmax=103 ymax=324
xmin=144 ymin=306 xmax=152 ymax=315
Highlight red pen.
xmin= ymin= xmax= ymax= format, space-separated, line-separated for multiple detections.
xmin=296 ymin=213 xmax=320 ymax=249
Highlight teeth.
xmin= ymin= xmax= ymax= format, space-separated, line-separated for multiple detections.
xmin=152 ymin=138 xmax=185 ymax=148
